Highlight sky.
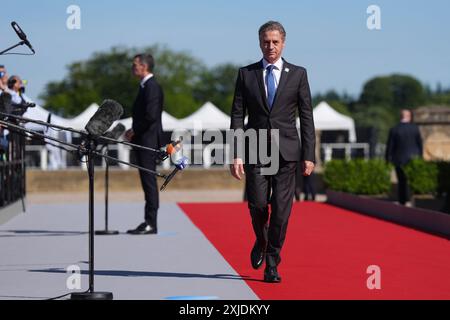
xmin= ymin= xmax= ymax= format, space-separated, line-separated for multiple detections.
xmin=1 ymin=0 xmax=450 ymax=106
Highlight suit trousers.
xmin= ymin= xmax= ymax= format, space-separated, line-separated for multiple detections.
xmin=245 ymin=157 xmax=297 ymax=267
xmin=135 ymin=149 xmax=159 ymax=228
xmin=395 ymin=166 xmax=409 ymax=205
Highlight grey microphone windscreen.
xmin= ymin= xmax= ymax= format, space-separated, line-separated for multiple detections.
xmin=85 ymin=99 xmax=123 ymax=137
xmin=104 ymin=123 xmax=126 ymax=139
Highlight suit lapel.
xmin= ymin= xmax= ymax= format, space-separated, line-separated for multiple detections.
xmin=255 ymin=61 xmax=270 ymax=113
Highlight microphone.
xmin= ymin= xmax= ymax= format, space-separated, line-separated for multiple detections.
xmin=159 ymin=138 xmax=183 ymax=160
xmin=103 ymin=123 xmax=126 ymax=139
xmin=160 ymin=156 xmax=189 ymax=191
xmin=11 ymin=21 xmax=35 ymax=54
xmin=166 ymin=138 xmax=183 ymax=156
xmin=85 ymin=99 xmax=124 ymax=138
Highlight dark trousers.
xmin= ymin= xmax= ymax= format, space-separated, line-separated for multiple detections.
xmin=136 ymin=150 xmax=159 ymax=228
xmin=395 ymin=166 xmax=409 ymax=205
xmin=303 ymin=174 xmax=316 ymax=201
xmin=245 ymin=158 xmax=297 ymax=268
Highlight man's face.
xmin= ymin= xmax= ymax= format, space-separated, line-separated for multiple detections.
xmin=12 ymin=76 xmax=23 ymax=92
xmin=132 ymin=57 xmax=148 ymax=78
xmin=259 ymin=30 xmax=285 ymax=64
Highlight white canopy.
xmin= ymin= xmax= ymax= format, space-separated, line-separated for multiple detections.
xmin=297 ymin=101 xmax=356 ymax=142
xmin=177 ymin=101 xmax=230 ymax=130
xmin=65 ymin=103 xmax=99 ymax=130
xmin=118 ymin=111 xmax=180 ymax=131
xmin=23 ymin=104 xmax=71 ymax=131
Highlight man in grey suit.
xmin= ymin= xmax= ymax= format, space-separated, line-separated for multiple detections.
xmin=230 ymin=21 xmax=316 ymax=283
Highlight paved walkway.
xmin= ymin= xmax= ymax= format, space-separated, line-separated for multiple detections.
xmin=0 ymin=200 xmax=258 ymax=300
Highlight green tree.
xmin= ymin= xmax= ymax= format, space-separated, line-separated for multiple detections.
xmin=359 ymin=74 xmax=425 ymax=109
xmin=40 ymin=47 xmax=138 ymax=117
xmin=39 ymin=45 xmax=215 ymax=118
xmin=194 ymin=63 xmax=239 ymax=115
xmin=352 ymin=104 xmax=397 ymax=143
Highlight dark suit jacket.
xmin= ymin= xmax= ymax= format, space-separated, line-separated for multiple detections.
xmin=386 ymin=122 xmax=423 ymax=166
xmin=131 ymin=77 xmax=164 ymax=149
xmin=230 ymin=59 xmax=315 ymax=162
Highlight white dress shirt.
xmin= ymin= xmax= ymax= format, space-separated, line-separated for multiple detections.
xmin=140 ymin=73 xmax=154 ymax=88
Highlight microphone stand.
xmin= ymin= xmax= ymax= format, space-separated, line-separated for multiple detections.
xmin=95 ymin=144 xmax=119 ymax=236
xmin=0 ymin=40 xmax=33 ymax=55
xmin=0 ymin=115 xmax=175 ymax=300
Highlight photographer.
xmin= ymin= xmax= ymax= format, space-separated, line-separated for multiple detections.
xmin=6 ymin=75 xmax=35 ymax=115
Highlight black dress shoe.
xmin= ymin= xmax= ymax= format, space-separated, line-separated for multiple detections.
xmin=264 ymin=266 xmax=281 ymax=283
xmin=250 ymin=241 xmax=265 ymax=269
xmin=127 ymin=222 xmax=157 ymax=235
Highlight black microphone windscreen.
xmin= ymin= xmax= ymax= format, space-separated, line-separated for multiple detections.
xmin=104 ymin=123 xmax=126 ymax=139
xmin=85 ymin=99 xmax=123 ymax=137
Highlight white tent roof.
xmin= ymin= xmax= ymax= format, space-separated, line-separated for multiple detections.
xmin=118 ymin=111 xmax=180 ymax=131
xmin=177 ymin=102 xmax=230 ymax=130
xmin=66 ymin=103 xmax=99 ymax=130
xmin=297 ymin=101 xmax=356 ymax=142
xmin=23 ymin=104 xmax=71 ymax=131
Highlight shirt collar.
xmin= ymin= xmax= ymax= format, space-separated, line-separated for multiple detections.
xmin=262 ymin=58 xmax=283 ymax=71
xmin=140 ymin=73 xmax=154 ymax=88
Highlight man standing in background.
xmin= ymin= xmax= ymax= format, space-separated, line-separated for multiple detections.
xmin=386 ymin=109 xmax=423 ymax=205
xmin=125 ymin=54 xmax=164 ymax=234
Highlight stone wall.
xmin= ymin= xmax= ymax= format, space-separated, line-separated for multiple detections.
xmin=414 ymin=106 xmax=450 ymax=161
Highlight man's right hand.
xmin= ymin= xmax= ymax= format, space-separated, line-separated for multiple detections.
xmin=230 ymin=158 xmax=245 ymax=180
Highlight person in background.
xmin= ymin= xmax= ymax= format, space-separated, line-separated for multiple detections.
xmin=125 ymin=53 xmax=164 ymax=235
xmin=385 ymin=109 xmax=423 ymax=205
xmin=0 ymin=65 xmax=8 ymax=94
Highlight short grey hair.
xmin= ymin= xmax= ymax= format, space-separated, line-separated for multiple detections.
xmin=134 ymin=53 xmax=155 ymax=72
xmin=258 ymin=21 xmax=286 ymax=40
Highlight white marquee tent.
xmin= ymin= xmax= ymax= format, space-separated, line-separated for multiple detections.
xmin=177 ymin=101 xmax=230 ymax=130
xmin=23 ymin=105 xmax=71 ymax=131
xmin=118 ymin=111 xmax=181 ymax=131
xmin=297 ymin=101 xmax=357 ymax=142
xmin=66 ymin=103 xmax=99 ymax=130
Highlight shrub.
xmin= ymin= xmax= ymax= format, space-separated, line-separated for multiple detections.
xmin=324 ymin=159 xmax=391 ymax=195
xmin=403 ymin=158 xmax=438 ymax=195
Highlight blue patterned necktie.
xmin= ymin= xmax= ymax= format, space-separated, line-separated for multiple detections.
xmin=266 ymin=65 xmax=276 ymax=109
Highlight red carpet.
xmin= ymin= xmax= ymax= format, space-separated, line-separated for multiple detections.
xmin=179 ymin=202 xmax=450 ymax=300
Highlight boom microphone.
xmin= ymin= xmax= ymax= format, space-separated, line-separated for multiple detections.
xmin=160 ymin=156 xmax=189 ymax=191
xmin=104 ymin=123 xmax=126 ymax=140
xmin=85 ymin=99 xmax=124 ymax=138
xmin=11 ymin=21 xmax=35 ymax=54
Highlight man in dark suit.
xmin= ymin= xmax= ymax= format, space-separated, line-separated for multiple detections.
xmin=386 ymin=109 xmax=423 ymax=205
xmin=125 ymin=53 xmax=164 ymax=234
xmin=230 ymin=21 xmax=316 ymax=283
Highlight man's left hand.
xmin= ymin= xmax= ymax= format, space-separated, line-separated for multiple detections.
xmin=302 ymin=160 xmax=315 ymax=176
